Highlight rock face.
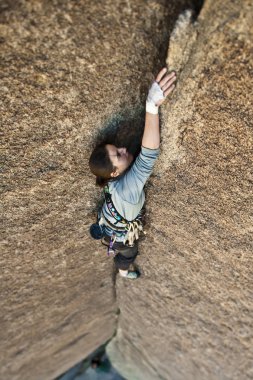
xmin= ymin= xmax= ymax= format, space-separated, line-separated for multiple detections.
xmin=0 ymin=1 xmax=200 ymax=379
xmin=107 ymin=0 xmax=253 ymax=379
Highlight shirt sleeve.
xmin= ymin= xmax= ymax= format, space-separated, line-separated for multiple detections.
xmin=114 ymin=146 xmax=160 ymax=204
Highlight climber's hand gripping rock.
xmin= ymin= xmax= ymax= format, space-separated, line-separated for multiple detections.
xmin=146 ymin=68 xmax=176 ymax=114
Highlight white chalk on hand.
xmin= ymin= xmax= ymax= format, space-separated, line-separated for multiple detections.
xmin=146 ymin=82 xmax=164 ymax=114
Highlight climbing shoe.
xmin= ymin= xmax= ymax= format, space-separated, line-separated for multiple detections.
xmin=126 ymin=271 xmax=139 ymax=279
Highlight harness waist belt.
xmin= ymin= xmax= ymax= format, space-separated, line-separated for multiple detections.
xmin=101 ymin=211 xmax=127 ymax=232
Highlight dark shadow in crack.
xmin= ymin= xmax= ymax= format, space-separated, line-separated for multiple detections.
xmin=93 ymin=106 xmax=145 ymax=161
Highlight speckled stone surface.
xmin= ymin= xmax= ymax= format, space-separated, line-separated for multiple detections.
xmin=107 ymin=0 xmax=253 ymax=379
xmin=0 ymin=1 xmax=200 ymax=379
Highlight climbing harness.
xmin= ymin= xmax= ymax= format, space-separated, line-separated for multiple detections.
xmin=100 ymin=185 xmax=145 ymax=247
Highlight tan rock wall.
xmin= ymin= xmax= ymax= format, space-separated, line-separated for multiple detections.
xmin=107 ymin=0 xmax=253 ymax=379
xmin=0 ymin=0 xmax=198 ymax=379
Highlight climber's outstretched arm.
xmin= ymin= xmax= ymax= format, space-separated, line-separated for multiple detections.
xmin=142 ymin=68 xmax=176 ymax=150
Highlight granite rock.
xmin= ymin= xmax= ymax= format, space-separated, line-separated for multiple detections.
xmin=0 ymin=0 xmax=199 ymax=379
xmin=107 ymin=0 xmax=253 ymax=379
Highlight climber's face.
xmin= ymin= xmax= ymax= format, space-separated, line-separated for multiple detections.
xmin=106 ymin=144 xmax=133 ymax=177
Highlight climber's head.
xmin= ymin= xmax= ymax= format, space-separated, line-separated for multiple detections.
xmin=89 ymin=143 xmax=133 ymax=187
xmin=105 ymin=144 xmax=133 ymax=177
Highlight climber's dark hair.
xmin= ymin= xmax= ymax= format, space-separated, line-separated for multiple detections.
xmin=89 ymin=143 xmax=115 ymax=187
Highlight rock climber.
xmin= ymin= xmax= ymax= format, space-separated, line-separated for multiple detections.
xmin=89 ymin=67 xmax=176 ymax=279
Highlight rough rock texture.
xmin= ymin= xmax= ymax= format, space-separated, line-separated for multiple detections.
xmin=107 ymin=0 xmax=253 ymax=379
xmin=0 ymin=1 xmax=200 ymax=379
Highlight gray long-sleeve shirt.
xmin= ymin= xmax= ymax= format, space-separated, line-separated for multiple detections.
xmin=102 ymin=146 xmax=159 ymax=241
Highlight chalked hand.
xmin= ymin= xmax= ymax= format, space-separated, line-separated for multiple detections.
xmin=146 ymin=68 xmax=176 ymax=114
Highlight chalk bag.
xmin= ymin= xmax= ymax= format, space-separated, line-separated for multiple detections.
xmin=90 ymin=223 xmax=105 ymax=240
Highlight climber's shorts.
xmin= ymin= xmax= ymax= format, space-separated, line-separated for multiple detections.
xmin=101 ymin=236 xmax=138 ymax=270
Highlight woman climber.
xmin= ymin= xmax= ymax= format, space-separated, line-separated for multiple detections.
xmin=89 ymin=67 xmax=176 ymax=279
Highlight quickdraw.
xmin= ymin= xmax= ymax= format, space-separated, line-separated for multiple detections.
xmin=124 ymin=220 xmax=144 ymax=247
xmin=107 ymin=234 xmax=116 ymax=256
